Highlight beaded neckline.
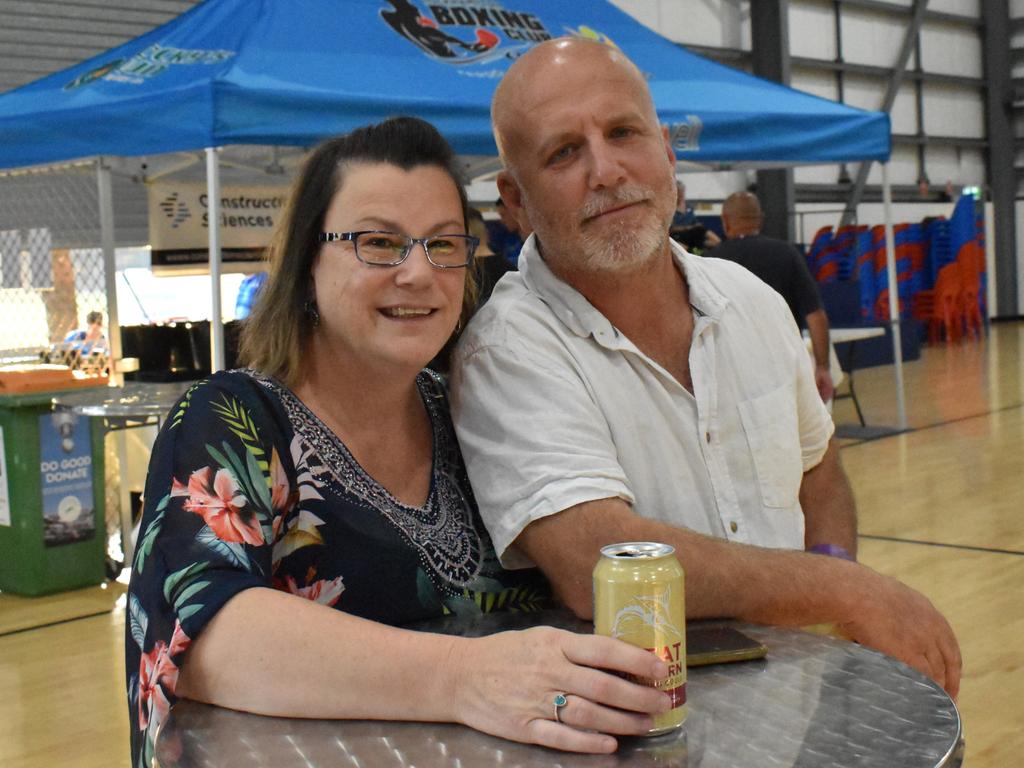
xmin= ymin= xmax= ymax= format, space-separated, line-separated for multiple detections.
xmin=246 ymin=369 xmax=483 ymax=594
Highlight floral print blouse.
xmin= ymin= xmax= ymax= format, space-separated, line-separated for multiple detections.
xmin=125 ymin=369 xmax=550 ymax=768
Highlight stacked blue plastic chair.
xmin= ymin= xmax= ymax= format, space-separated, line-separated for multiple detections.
xmin=808 ymin=226 xmax=833 ymax=276
xmin=892 ymin=225 xmax=918 ymax=319
xmin=949 ymin=192 xmax=983 ymax=319
xmin=818 ymin=226 xmax=855 ymax=284
xmin=926 ymin=217 xmax=952 ymax=288
xmin=905 ymin=223 xmax=927 ymax=311
xmin=874 ymin=236 xmax=891 ymax=320
xmin=854 ymin=229 xmax=876 ymax=321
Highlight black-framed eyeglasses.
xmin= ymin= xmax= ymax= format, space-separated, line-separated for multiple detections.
xmin=318 ymin=230 xmax=478 ymax=268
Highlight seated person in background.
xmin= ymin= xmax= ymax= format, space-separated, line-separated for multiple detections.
xmin=46 ymin=310 xmax=107 ymax=368
xmin=452 ymin=38 xmax=960 ymax=697
xmin=126 ymin=117 xmax=672 ymax=768
xmin=669 ymin=180 xmax=720 ymax=254
xmin=709 ymin=191 xmax=834 ymax=402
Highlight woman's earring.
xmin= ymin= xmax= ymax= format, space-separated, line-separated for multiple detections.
xmin=304 ymin=300 xmax=320 ymax=327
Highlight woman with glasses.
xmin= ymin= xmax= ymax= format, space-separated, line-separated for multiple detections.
xmin=125 ymin=117 xmax=670 ymax=768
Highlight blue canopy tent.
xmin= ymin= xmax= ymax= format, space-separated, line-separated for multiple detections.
xmin=0 ymin=0 xmax=905 ymax=424
xmin=0 ymin=0 xmax=891 ymax=166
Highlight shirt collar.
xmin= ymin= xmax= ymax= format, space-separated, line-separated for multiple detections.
xmin=518 ymin=236 xmax=731 ymax=347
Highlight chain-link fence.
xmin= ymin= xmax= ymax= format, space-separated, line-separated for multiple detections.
xmin=0 ymin=161 xmax=109 ymax=376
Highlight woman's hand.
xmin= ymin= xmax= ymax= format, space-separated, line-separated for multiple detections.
xmin=450 ymin=626 xmax=672 ymax=753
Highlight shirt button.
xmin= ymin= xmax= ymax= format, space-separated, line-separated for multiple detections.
xmin=705 ymin=431 xmax=711 ymax=443
xmin=730 ymin=521 xmax=739 ymax=533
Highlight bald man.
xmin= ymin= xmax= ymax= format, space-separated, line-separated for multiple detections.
xmin=712 ymin=191 xmax=835 ymax=402
xmin=450 ymin=38 xmax=959 ymax=696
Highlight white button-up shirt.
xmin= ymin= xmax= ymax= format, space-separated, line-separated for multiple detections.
xmin=450 ymin=237 xmax=833 ymax=569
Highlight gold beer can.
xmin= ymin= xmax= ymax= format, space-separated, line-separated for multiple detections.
xmin=593 ymin=542 xmax=687 ymax=735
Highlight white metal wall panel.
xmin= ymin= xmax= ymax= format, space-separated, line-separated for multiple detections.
xmin=840 ymin=8 xmax=917 ymax=69
xmin=839 ymin=75 xmax=918 ymax=135
xmin=610 ymin=0 xmax=749 ymax=49
xmin=867 ymin=145 xmax=918 ymax=186
xmin=0 ymin=0 xmax=198 ymax=93
xmin=793 ymin=154 xmax=916 ymax=188
xmin=789 ymin=2 xmax=837 ymax=61
xmin=919 ymin=22 xmax=983 ymax=78
xmin=922 ymin=83 xmax=986 ymax=137
xmin=921 ymin=145 xmax=987 ymax=186
xmin=927 ymin=0 xmax=981 ymax=14
xmin=793 ymin=163 xmax=844 ymax=185
xmin=662 ymin=0 xmax=748 ymax=50
xmin=791 ymin=69 xmax=838 ymax=102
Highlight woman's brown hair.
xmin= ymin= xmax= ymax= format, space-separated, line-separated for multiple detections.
xmin=238 ymin=116 xmax=476 ymax=385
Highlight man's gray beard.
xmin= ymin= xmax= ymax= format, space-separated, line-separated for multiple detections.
xmin=579 ymin=214 xmax=667 ymax=273
xmin=528 ymin=186 xmax=671 ymax=273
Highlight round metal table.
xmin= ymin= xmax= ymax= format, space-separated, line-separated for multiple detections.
xmin=51 ymin=380 xmax=193 ymax=425
xmin=154 ymin=614 xmax=962 ymax=768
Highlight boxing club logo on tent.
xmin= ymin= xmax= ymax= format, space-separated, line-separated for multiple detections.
xmin=64 ymin=44 xmax=234 ymax=90
xmin=380 ymin=0 xmax=552 ymax=65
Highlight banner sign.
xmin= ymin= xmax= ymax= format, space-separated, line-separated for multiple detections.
xmin=39 ymin=409 xmax=95 ymax=547
xmin=148 ymin=182 xmax=289 ymax=267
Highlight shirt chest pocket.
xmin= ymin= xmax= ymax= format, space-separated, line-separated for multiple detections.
xmin=737 ymin=385 xmax=803 ymax=509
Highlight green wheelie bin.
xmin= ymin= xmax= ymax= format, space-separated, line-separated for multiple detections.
xmin=0 ymin=388 xmax=106 ymax=596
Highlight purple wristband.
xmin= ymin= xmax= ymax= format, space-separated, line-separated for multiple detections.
xmin=807 ymin=543 xmax=855 ymax=561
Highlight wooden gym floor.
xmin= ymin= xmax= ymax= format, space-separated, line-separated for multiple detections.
xmin=1 ymin=321 xmax=1022 ymax=767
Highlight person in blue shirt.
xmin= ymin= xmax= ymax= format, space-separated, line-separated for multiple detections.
xmin=234 ymin=271 xmax=268 ymax=319
xmin=46 ymin=310 xmax=107 ymax=369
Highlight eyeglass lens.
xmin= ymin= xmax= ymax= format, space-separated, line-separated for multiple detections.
xmin=356 ymin=232 xmax=472 ymax=266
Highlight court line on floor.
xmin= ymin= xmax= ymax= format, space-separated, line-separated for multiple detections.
xmin=859 ymin=533 xmax=1024 ymax=557
xmin=839 ymin=401 xmax=1024 ymax=448
xmin=0 ymin=609 xmax=112 ymax=639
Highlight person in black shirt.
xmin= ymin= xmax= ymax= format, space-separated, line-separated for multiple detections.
xmin=710 ymin=191 xmax=834 ymax=402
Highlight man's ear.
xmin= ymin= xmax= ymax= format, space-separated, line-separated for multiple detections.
xmin=496 ymin=170 xmax=524 ymax=217
xmin=661 ymin=124 xmax=676 ymax=167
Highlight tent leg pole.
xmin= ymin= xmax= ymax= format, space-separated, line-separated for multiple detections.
xmin=206 ymin=147 xmax=225 ymax=372
xmin=882 ymin=163 xmax=907 ymax=430
xmin=96 ymin=159 xmax=123 ymax=387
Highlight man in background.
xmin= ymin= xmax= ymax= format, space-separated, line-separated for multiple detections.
xmin=710 ymin=191 xmax=834 ymax=402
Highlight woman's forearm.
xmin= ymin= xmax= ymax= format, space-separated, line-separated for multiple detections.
xmin=176 ymin=587 xmax=463 ymax=723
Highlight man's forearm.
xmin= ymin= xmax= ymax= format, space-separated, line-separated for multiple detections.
xmin=799 ymin=439 xmax=858 ymax=557
xmin=514 ymin=498 xmax=860 ymax=624
xmin=512 ymin=497 xmax=960 ymax=697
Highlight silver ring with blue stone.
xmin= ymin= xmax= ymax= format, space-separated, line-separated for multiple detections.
xmin=553 ymin=692 xmax=568 ymax=723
